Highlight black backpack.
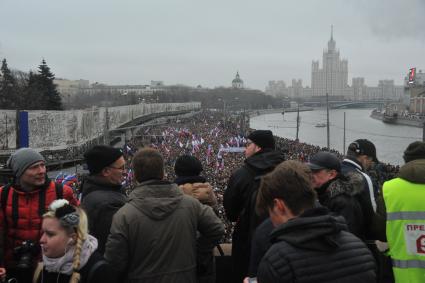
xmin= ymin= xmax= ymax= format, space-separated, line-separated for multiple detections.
xmin=238 ymin=169 xmax=268 ymax=243
xmin=0 ymin=182 xmax=63 ymax=228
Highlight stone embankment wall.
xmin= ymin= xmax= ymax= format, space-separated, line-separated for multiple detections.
xmin=370 ymin=111 xmax=424 ymax=128
xmin=0 ymin=102 xmax=200 ymax=151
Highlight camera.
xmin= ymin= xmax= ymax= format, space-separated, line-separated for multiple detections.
xmin=13 ymin=240 xmax=40 ymax=270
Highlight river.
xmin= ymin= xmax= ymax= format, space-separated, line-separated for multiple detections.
xmin=250 ymin=108 xmax=423 ymax=165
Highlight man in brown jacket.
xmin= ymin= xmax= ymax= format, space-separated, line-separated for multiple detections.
xmin=174 ymin=154 xmax=217 ymax=207
xmin=174 ymin=154 xmax=218 ymax=283
xmin=105 ymin=148 xmax=224 ymax=283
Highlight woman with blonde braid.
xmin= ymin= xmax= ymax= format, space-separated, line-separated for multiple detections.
xmin=33 ymin=199 xmax=114 ymax=283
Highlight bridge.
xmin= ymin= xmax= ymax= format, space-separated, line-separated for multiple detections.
xmin=330 ymin=100 xmax=388 ymax=109
xmin=303 ymin=100 xmax=390 ymax=109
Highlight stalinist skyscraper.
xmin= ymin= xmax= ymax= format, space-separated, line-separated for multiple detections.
xmin=311 ymin=26 xmax=348 ymax=97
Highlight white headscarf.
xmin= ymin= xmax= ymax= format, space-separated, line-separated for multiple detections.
xmin=42 ymin=235 xmax=98 ymax=275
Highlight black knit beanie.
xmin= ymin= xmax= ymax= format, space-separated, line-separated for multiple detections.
xmin=247 ymin=130 xmax=275 ymax=150
xmin=84 ymin=145 xmax=123 ymax=175
xmin=174 ymin=155 xmax=203 ymax=177
xmin=403 ymin=141 xmax=425 ymax=163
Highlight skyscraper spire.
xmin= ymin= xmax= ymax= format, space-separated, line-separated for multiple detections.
xmin=328 ymin=25 xmax=336 ymax=52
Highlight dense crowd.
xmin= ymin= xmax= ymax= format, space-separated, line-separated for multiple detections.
xmin=41 ymin=110 xmax=401 ymax=245
xmin=122 ymin=110 xmax=399 ymax=243
xmin=2 ymin=109 xmax=422 ymax=283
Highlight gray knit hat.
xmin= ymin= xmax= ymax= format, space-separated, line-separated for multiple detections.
xmin=7 ymin=148 xmax=45 ymax=178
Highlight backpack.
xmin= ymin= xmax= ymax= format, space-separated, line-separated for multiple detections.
xmin=238 ymin=168 xmax=268 ymax=243
xmin=0 ymin=182 xmax=63 ymax=228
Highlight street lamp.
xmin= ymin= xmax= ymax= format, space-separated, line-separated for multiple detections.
xmin=234 ymin=97 xmax=239 ymax=111
xmin=218 ymin=98 xmax=226 ymax=128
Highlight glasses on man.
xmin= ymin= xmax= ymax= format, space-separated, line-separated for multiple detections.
xmin=108 ymin=165 xmax=126 ymax=171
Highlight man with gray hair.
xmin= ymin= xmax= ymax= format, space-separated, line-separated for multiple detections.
xmin=0 ymin=148 xmax=78 ymax=282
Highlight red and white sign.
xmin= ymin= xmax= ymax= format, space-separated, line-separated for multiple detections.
xmin=417 ymin=235 xmax=425 ymax=254
xmin=409 ymin=68 xmax=416 ymax=83
xmin=404 ymin=224 xmax=425 ymax=255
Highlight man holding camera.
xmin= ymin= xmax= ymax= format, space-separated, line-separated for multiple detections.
xmin=0 ymin=148 xmax=78 ymax=282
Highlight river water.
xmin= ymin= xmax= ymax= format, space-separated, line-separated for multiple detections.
xmin=250 ymin=108 xmax=423 ymax=165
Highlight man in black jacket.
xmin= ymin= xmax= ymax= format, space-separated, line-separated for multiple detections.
xmin=341 ymin=139 xmax=387 ymax=240
xmin=253 ymin=160 xmax=376 ymax=283
xmin=341 ymin=140 xmax=388 ymax=282
xmin=81 ymin=145 xmax=127 ymax=254
xmin=223 ymin=130 xmax=285 ymax=283
xmin=308 ymin=151 xmax=365 ymax=239
xmin=342 ymin=141 xmax=386 ymax=230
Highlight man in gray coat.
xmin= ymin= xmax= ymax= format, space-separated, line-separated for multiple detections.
xmin=105 ymin=148 xmax=224 ymax=283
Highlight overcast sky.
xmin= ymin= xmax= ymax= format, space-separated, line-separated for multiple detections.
xmin=1 ymin=0 xmax=424 ymax=90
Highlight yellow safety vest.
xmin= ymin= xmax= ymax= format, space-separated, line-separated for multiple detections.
xmin=383 ymin=178 xmax=425 ymax=283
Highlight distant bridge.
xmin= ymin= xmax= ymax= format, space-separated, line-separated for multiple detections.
xmin=330 ymin=100 xmax=388 ymax=109
xmin=304 ymin=100 xmax=390 ymax=109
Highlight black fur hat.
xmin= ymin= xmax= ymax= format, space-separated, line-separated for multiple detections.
xmin=403 ymin=141 xmax=425 ymax=163
xmin=174 ymin=155 xmax=203 ymax=177
xmin=84 ymin=145 xmax=123 ymax=175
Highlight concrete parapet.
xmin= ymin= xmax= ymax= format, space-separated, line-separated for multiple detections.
xmin=0 ymin=102 xmax=200 ymax=152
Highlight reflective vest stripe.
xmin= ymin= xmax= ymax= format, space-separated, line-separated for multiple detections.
xmin=384 ymin=177 xmax=425 ymax=283
xmin=392 ymin=259 xmax=425 ymax=269
xmin=387 ymin=211 xmax=425 ymax=221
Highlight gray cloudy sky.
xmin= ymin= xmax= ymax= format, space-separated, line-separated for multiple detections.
xmin=1 ymin=0 xmax=424 ymax=90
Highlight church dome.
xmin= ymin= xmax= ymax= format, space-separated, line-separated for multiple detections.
xmin=232 ymin=71 xmax=244 ymax=89
xmin=232 ymin=71 xmax=244 ymax=84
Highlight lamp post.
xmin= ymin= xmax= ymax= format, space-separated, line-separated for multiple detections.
xmin=223 ymin=99 xmax=226 ymax=128
xmin=326 ymin=93 xmax=330 ymax=149
xmin=4 ymin=113 xmax=8 ymax=149
xmin=218 ymin=98 xmax=226 ymax=128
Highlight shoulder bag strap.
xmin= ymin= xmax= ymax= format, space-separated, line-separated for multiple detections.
xmin=55 ymin=182 xmax=63 ymax=199
xmin=87 ymin=259 xmax=107 ymax=283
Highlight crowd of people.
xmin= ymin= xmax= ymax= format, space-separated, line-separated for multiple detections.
xmin=1 ymin=109 xmax=423 ymax=283
xmin=123 ymin=111 xmax=399 ymax=243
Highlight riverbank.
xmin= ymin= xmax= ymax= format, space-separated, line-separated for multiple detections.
xmin=251 ymin=108 xmax=423 ymax=165
xmin=370 ymin=110 xmax=424 ymax=128
xmin=249 ymin=107 xmax=314 ymax=117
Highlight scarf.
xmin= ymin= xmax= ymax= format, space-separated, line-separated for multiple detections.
xmin=43 ymin=235 xmax=98 ymax=275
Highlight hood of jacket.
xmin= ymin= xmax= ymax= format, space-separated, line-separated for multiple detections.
xmin=245 ymin=149 xmax=285 ymax=174
xmin=128 ymin=179 xmax=183 ymax=220
xmin=270 ymin=207 xmax=348 ymax=252
xmin=178 ymin=181 xmax=217 ymax=206
xmin=398 ymin=159 xmax=425 ymax=184
xmin=317 ymin=174 xmax=364 ymax=202
xmin=81 ymin=175 xmax=123 ymax=198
